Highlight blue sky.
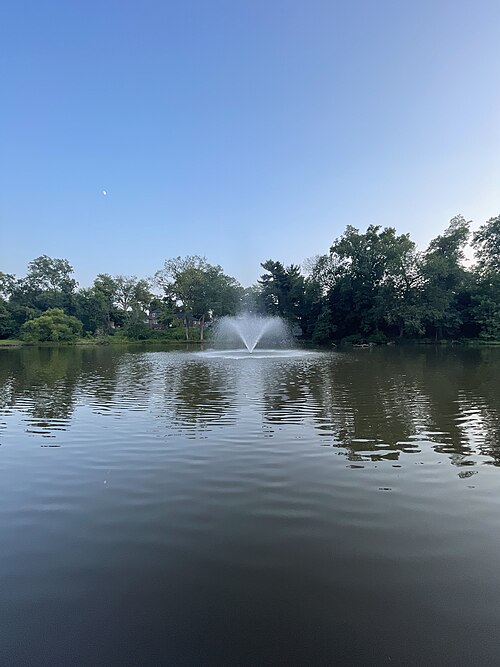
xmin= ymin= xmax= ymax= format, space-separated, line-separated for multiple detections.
xmin=1 ymin=0 xmax=500 ymax=287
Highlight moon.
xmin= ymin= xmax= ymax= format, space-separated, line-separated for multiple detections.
xmin=102 ymin=190 xmax=107 ymax=196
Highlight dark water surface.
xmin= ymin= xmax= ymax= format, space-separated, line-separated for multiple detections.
xmin=1 ymin=345 xmax=500 ymax=666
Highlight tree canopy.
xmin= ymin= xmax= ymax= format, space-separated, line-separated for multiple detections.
xmin=155 ymin=256 xmax=243 ymax=340
xmin=2 ymin=212 xmax=500 ymax=344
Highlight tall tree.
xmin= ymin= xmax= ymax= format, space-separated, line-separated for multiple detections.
xmin=421 ymin=215 xmax=470 ymax=340
xmin=0 ymin=273 xmax=16 ymax=300
xmin=113 ymin=276 xmax=152 ymax=314
xmin=258 ymin=261 xmax=308 ymax=328
xmin=473 ymin=215 xmax=500 ymax=274
xmin=10 ymin=255 xmax=77 ymax=314
xmin=155 ymin=256 xmax=242 ymax=340
xmin=313 ymin=225 xmax=425 ymax=340
xmin=471 ymin=214 xmax=500 ymax=339
xmin=25 ymin=256 xmax=77 ymax=294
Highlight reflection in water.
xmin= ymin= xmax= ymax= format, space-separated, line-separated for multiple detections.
xmin=261 ymin=347 xmax=500 ymax=467
xmin=158 ymin=357 xmax=239 ymax=435
xmin=0 ymin=346 xmax=122 ymax=436
xmin=2 ymin=345 xmax=500 ymax=665
xmin=1 ymin=345 xmax=499 ymax=467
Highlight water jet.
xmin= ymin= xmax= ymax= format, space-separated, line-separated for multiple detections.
xmin=213 ymin=313 xmax=292 ymax=353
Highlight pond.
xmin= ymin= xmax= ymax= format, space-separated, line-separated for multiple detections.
xmin=1 ymin=345 xmax=500 ymax=665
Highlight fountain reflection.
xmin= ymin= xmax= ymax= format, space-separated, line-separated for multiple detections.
xmin=0 ymin=345 xmax=499 ymax=468
xmin=157 ymin=357 xmax=239 ymax=436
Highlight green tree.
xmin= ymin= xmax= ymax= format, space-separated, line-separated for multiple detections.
xmin=114 ymin=276 xmax=152 ymax=313
xmin=25 ymin=256 xmax=77 ymax=293
xmin=155 ymin=256 xmax=242 ymax=341
xmin=93 ymin=274 xmax=119 ymax=330
xmin=0 ymin=272 xmax=16 ymax=300
xmin=7 ymin=256 xmax=78 ymax=320
xmin=471 ymin=214 xmax=500 ymax=339
xmin=74 ymin=274 xmax=119 ymax=334
xmin=0 ymin=300 xmax=15 ymax=338
xmin=20 ymin=308 xmax=83 ymax=342
xmin=258 ymin=261 xmax=308 ymax=326
xmin=122 ymin=312 xmax=150 ymax=340
xmin=312 ymin=225 xmax=425 ymax=340
xmin=421 ymin=215 xmax=470 ymax=340
xmin=473 ymin=214 xmax=500 ymax=274
xmin=240 ymin=285 xmax=263 ymax=314
xmin=0 ymin=274 xmax=16 ymax=338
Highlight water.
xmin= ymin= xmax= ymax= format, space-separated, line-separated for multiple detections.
xmin=1 ymin=344 xmax=500 ymax=665
xmin=213 ymin=313 xmax=292 ymax=352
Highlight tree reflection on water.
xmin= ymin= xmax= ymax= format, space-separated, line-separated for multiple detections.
xmin=1 ymin=345 xmax=499 ymax=467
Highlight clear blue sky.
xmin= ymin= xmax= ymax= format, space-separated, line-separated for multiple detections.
xmin=1 ymin=0 xmax=499 ymax=287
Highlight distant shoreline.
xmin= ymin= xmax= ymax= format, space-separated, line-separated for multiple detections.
xmin=1 ymin=338 xmax=499 ymax=349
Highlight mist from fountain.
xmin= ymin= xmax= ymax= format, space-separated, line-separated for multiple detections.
xmin=213 ymin=313 xmax=292 ymax=353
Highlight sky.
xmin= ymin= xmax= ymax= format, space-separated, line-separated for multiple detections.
xmin=1 ymin=0 xmax=500 ymax=287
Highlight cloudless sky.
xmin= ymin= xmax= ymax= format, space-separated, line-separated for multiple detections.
xmin=1 ymin=0 xmax=500 ymax=287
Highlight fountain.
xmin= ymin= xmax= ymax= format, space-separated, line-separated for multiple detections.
xmin=213 ymin=313 xmax=292 ymax=353
xmin=197 ymin=313 xmax=317 ymax=360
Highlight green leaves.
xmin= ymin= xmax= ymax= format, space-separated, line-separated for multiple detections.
xmin=1 ymin=212 xmax=500 ymax=345
xmin=20 ymin=309 xmax=83 ymax=342
xmin=472 ymin=215 xmax=500 ymax=275
xmin=155 ymin=256 xmax=243 ymax=340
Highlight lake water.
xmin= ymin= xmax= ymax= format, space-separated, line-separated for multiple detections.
xmin=1 ymin=345 xmax=500 ymax=665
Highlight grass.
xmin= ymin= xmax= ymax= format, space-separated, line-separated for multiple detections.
xmin=76 ymin=337 xmax=205 ymax=346
xmin=1 ymin=336 xmax=499 ymax=349
xmin=0 ymin=339 xmax=23 ymax=347
xmin=0 ymin=336 xmax=206 ymax=348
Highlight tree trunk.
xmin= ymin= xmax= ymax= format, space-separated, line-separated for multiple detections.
xmin=184 ymin=316 xmax=190 ymax=341
xmin=200 ymin=314 xmax=205 ymax=342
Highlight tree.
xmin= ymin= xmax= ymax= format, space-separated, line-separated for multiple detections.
xmin=0 ymin=273 xmax=16 ymax=300
xmin=240 ymin=285 xmax=264 ymax=314
xmin=312 ymin=225 xmax=426 ymax=340
xmin=0 ymin=300 xmax=15 ymax=338
xmin=114 ymin=276 xmax=152 ymax=313
xmin=20 ymin=308 xmax=83 ymax=342
xmin=25 ymin=256 xmax=77 ymax=293
xmin=472 ymin=215 xmax=500 ymax=274
xmin=74 ymin=274 xmax=118 ymax=334
xmin=0 ymin=274 xmax=16 ymax=338
xmin=7 ymin=256 xmax=78 ymax=320
xmin=421 ymin=215 xmax=471 ymax=340
xmin=122 ymin=312 xmax=150 ymax=340
xmin=471 ymin=214 xmax=500 ymax=339
xmin=258 ymin=261 xmax=308 ymax=327
xmin=378 ymin=236 xmax=425 ymax=337
xmin=93 ymin=274 xmax=119 ymax=330
xmin=155 ymin=256 xmax=242 ymax=341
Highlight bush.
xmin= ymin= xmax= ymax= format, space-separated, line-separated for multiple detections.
xmin=341 ymin=333 xmax=363 ymax=345
xmin=20 ymin=308 xmax=83 ymax=342
xmin=367 ymin=330 xmax=388 ymax=345
xmin=122 ymin=317 xmax=150 ymax=340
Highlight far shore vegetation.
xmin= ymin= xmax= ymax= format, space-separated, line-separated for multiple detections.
xmin=1 ymin=214 xmax=499 ymax=346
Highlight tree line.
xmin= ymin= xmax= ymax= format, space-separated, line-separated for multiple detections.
xmin=1 ymin=213 xmax=499 ymax=343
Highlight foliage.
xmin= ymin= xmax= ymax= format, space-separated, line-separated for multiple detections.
xmin=472 ymin=215 xmax=500 ymax=274
xmin=258 ymin=260 xmax=321 ymax=334
xmin=155 ymin=256 xmax=242 ymax=340
xmin=0 ymin=299 xmax=15 ymax=339
xmin=122 ymin=313 xmax=150 ymax=340
xmin=420 ymin=216 xmax=471 ymax=340
xmin=20 ymin=308 xmax=83 ymax=342
xmin=1 ymin=213 xmax=500 ymax=345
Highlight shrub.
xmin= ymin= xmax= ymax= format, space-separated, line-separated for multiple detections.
xmin=367 ymin=330 xmax=388 ymax=345
xmin=20 ymin=308 xmax=83 ymax=342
